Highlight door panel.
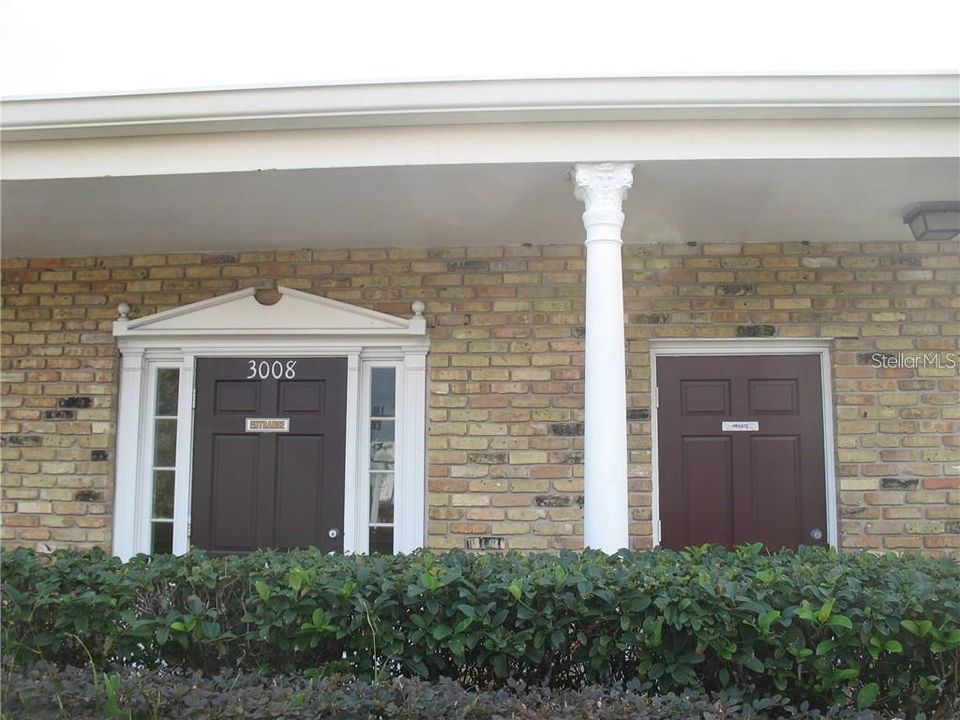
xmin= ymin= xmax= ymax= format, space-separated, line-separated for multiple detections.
xmin=191 ymin=357 xmax=347 ymax=555
xmin=748 ymin=379 xmax=798 ymax=414
xmin=681 ymin=436 xmax=733 ymax=547
xmin=681 ymin=380 xmax=730 ymax=415
xmin=210 ymin=435 xmax=259 ymax=551
xmin=279 ymin=381 xmax=325 ymax=413
xmin=215 ymin=381 xmax=260 ymax=412
xmin=275 ymin=435 xmax=325 ymax=550
xmin=749 ymin=435 xmax=801 ymax=550
xmin=657 ymin=354 xmax=827 ymax=550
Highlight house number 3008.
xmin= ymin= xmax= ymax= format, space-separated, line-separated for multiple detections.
xmin=246 ymin=360 xmax=298 ymax=380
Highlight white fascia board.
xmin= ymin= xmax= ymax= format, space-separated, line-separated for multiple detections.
xmin=5 ymin=118 xmax=958 ymax=181
xmin=2 ymin=74 xmax=958 ymax=141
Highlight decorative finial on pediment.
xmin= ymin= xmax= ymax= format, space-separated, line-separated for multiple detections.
xmin=117 ymin=302 xmax=131 ymax=320
xmin=411 ymin=300 xmax=425 ymax=317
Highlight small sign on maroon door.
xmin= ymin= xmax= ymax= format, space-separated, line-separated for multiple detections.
xmin=722 ymin=421 xmax=759 ymax=432
xmin=245 ymin=418 xmax=290 ymax=432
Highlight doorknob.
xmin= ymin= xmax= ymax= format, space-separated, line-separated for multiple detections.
xmin=328 ymin=528 xmax=339 ymax=538
xmin=809 ymin=528 xmax=823 ymax=541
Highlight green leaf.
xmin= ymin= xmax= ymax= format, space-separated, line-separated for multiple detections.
xmin=816 ymin=597 xmax=835 ymax=624
xmin=826 ymin=614 xmax=853 ymax=630
xmin=432 ymin=624 xmax=452 ymax=641
xmin=758 ymin=609 xmax=780 ymax=632
xmin=455 ymin=603 xmax=477 ymax=619
xmin=186 ymin=595 xmax=203 ymax=615
xmin=901 ymin=619 xmax=933 ymax=637
xmin=883 ymin=639 xmax=903 ymax=653
xmin=857 ymin=682 xmax=879 ymax=709
xmin=254 ymin=580 xmax=271 ymax=602
xmin=288 ymin=568 xmax=306 ymax=593
xmin=407 ymin=658 xmax=429 ymax=677
xmin=507 ymin=579 xmax=522 ymax=601
xmin=201 ymin=621 xmax=220 ymax=640
xmin=739 ymin=653 xmax=764 ymax=673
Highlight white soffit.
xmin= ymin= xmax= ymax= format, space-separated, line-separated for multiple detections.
xmin=4 ymin=158 xmax=957 ymax=256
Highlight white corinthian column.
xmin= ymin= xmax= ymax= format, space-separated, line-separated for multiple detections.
xmin=572 ymin=162 xmax=633 ymax=553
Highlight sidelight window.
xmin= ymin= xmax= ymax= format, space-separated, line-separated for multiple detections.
xmin=366 ymin=366 xmax=397 ymax=554
xmin=149 ymin=368 xmax=179 ymax=553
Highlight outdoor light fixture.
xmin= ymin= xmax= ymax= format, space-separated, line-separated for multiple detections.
xmin=902 ymin=202 xmax=960 ymax=241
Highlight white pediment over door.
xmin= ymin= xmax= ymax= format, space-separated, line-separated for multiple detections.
xmin=114 ymin=286 xmax=426 ymax=338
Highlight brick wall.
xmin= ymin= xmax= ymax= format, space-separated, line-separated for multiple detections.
xmin=1 ymin=241 xmax=957 ymax=555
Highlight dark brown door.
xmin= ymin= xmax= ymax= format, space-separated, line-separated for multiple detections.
xmin=657 ymin=354 xmax=827 ymax=550
xmin=191 ymin=357 xmax=347 ymax=555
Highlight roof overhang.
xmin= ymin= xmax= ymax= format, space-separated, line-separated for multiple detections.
xmin=2 ymin=75 xmax=958 ymax=257
xmin=4 ymin=74 xmax=958 ymax=142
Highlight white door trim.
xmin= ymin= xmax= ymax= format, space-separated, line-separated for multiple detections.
xmin=111 ymin=287 xmax=428 ymax=560
xmin=648 ymin=338 xmax=838 ymax=549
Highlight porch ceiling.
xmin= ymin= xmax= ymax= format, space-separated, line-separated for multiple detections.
xmin=2 ymin=157 xmax=957 ymax=258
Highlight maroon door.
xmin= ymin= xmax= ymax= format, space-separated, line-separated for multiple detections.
xmin=657 ymin=354 xmax=827 ymax=550
xmin=191 ymin=357 xmax=347 ymax=555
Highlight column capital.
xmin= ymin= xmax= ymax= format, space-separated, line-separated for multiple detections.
xmin=572 ymin=162 xmax=634 ymax=214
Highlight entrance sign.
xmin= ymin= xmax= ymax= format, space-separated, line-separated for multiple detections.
xmin=245 ymin=417 xmax=290 ymax=433
xmin=722 ymin=421 xmax=759 ymax=432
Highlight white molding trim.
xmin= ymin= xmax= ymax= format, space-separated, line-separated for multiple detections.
xmin=648 ymin=338 xmax=839 ymax=549
xmin=111 ymin=287 xmax=429 ymax=561
xmin=4 ymin=74 xmax=957 ymax=141
xmin=115 ymin=286 xmax=422 ymax=336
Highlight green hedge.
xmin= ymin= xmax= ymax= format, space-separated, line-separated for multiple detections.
xmin=3 ymin=662 xmax=933 ymax=720
xmin=2 ymin=545 xmax=958 ymax=714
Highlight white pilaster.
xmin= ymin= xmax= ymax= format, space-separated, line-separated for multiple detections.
xmin=112 ymin=349 xmax=145 ymax=561
xmin=573 ymin=162 xmax=633 ymax=553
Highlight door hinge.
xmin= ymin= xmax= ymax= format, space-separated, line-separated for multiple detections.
xmin=192 ymin=388 xmax=196 ymax=409
xmin=655 ymin=386 xmax=659 ymax=408
xmin=187 ymin=521 xmax=191 ymax=539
